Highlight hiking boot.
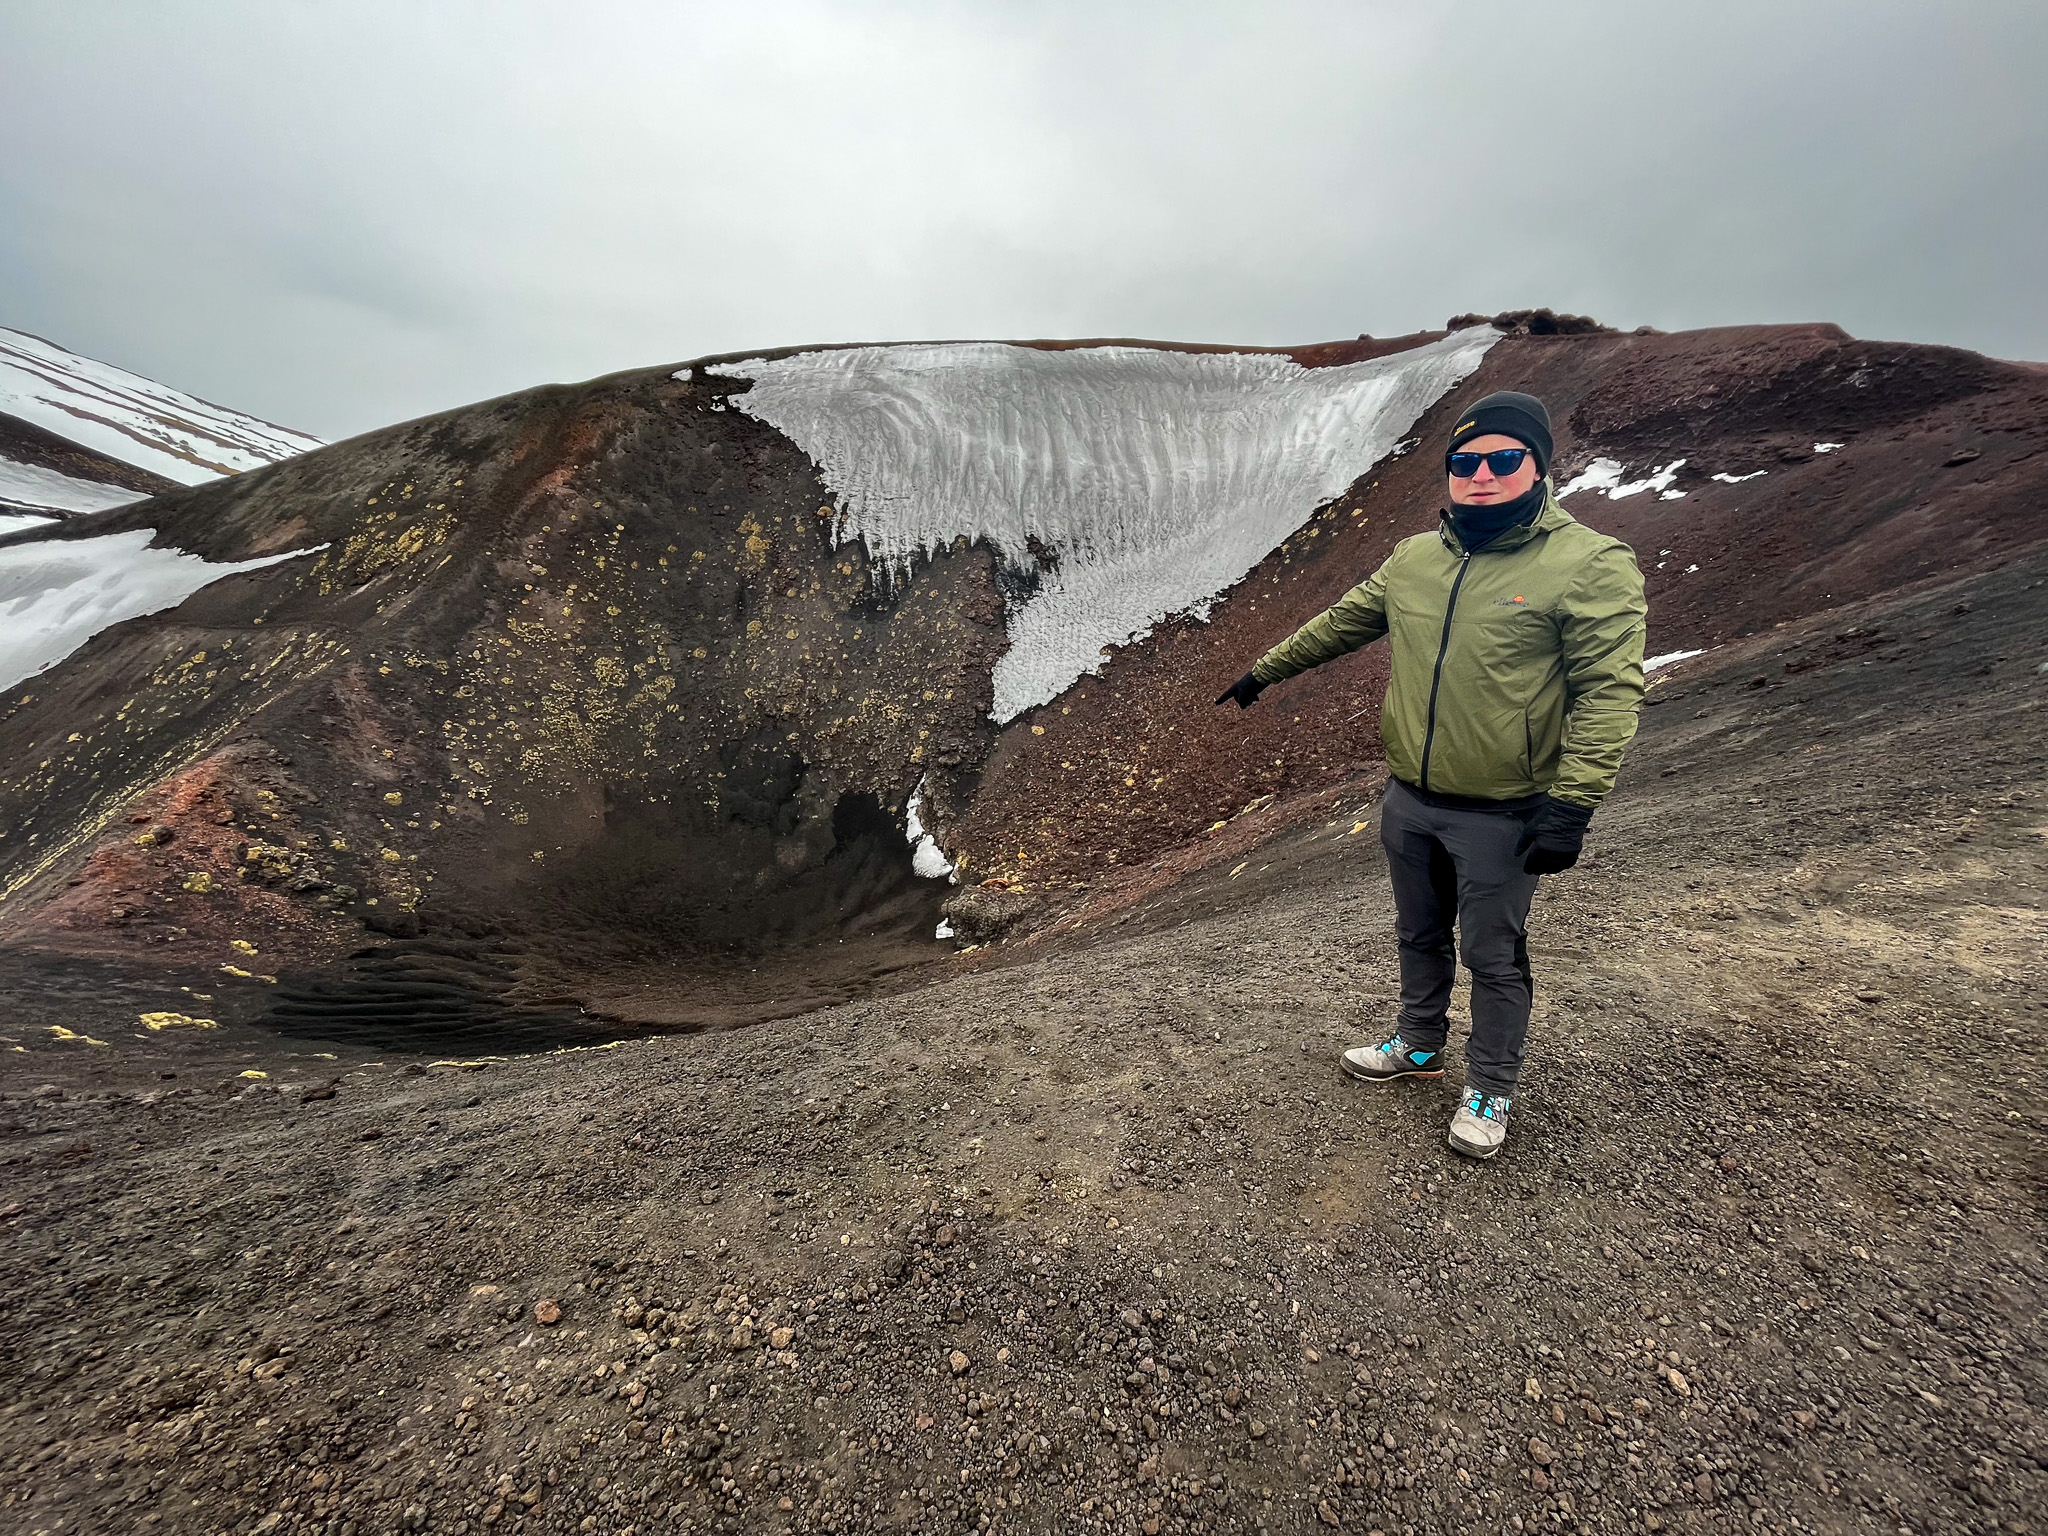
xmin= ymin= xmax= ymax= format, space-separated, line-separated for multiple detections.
xmin=1448 ymin=1086 xmax=1511 ymax=1159
xmin=1340 ymin=1032 xmax=1446 ymax=1084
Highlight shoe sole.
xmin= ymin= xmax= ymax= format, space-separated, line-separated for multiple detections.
xmin=1447 ymin=1129 xmax=1503 ymax=1160
xmin=1339 ymin=1058 xmax=1444 ymax=1085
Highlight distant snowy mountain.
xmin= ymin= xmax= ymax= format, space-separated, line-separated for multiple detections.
xmin=0 ymin=326 xmax=323 ymax=527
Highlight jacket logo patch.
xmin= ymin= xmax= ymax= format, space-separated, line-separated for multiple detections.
xmin=1494 ymin=595 xmax=1529 ymax=606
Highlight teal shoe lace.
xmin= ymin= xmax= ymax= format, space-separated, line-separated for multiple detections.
xmin=1461 ymin=1088 xmax=1510 ymax=1120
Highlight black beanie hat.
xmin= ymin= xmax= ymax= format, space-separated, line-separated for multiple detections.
xmin=1448 ymin=390 xmax=1553 ymax=478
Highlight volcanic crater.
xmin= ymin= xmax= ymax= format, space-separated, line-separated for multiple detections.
xmin=2 ymin=318 xmax=2046 ymax=1536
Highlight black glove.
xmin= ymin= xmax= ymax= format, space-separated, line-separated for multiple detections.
xmin=1215 ymin=671 xmax=1267 ymax=709
xmin=1515 ymin=795 xmax=1594 ymax=875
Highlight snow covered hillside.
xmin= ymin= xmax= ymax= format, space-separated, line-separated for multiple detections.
xmin=0 ymin=529 xmax=326 ymax=693
xmin=0 ymin=458 xmax=153 ymax=529
xmin=0 ymin=327 xmax=323 ymax=521
xmin=709 ymin=329 xmax=1497 ymax=721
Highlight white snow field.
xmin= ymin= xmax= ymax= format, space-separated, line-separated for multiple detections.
xmin=0 ymin=528 xmax=325 ymax=694
xmin=707 ymin=331 xmax=1497 ymax=722
xmin=0 ymin=327 xmax=322 ymax=486
xmin=0 ymin=455 xmax=146 ymax=518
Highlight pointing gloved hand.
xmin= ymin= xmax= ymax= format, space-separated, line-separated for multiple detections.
xmin=1515 ymin=795 xmax=1595 ymax=875
xmin=1215 ymin=671 xmax=1267 ymax=709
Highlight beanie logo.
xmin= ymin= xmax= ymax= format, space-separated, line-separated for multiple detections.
xmin=1455 ymin=419 xmax=1476 ymax=434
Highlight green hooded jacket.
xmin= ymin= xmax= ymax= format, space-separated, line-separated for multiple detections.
xmin=1251 ymin=490 xmax=1647 ymax=808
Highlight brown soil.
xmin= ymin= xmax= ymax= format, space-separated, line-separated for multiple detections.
xmin=4 ymin=499 xmax=2047 ymax=1536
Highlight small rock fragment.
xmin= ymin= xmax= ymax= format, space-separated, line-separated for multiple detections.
xmin=949 ymin=1350 xmax=970 ymax=1376
xmin=534 ymin=1300 xmax=562 ymax=1326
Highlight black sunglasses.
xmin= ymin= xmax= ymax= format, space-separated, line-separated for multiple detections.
xmin=1446 ymin=447 xmax=1530 ymax=479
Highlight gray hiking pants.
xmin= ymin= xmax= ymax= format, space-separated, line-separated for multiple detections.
xmin=1378 ymin=778 xmax=1540 ymax=1097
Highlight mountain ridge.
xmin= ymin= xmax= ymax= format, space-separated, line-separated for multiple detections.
xmin=0 ymin=325 xmax=321 ymax=526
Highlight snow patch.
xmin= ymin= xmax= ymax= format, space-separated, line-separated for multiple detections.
xmin=0 ymin=327 xmax=323 ymax=486
xmin=0 ymin=455 xmax=147 ymax=517
xmin=934 ymin=920 xmax=955 ymax=941
xmin=705 ymin=330 xmax=1498 ymax=721
xmin=1556 ymin=458 xmax=1625 ymax=498
xmin=0 ymin=512 xmax=61 ymax=539
xmin=1814 ymin=442 xmax=1843 ymax=454
xmin=1609 ymin=459 xmax=1686 ymax=499
xmin=1644 ymin=648 xmax=1707 ymax=672
xmin=0 ymin=528 xmax=325 ymax=693
xmin=1710 ymin=470 xmax=1767 ymax=484
xmin=1558 ymin=457 xmax=1687 ymax=500
xmin=904 ymin=784 xmax=955 ymax=880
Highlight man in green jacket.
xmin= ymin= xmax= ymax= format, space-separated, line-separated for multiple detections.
xmin=1216 ymin=391 xmax=1646 ymax=1158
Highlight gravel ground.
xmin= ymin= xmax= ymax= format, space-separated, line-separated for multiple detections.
xmin=3 ymin=555 xmax=2044 ymax=1536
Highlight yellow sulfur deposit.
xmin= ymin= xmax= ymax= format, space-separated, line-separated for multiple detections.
xmin=140 ymin=1012 xmax=217 ymax=1031
xmin=48 ymin=1025 xmax=107 ymax=1046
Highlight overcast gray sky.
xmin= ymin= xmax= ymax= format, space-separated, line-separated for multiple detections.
xmin=4 ymin=1 xmax=2043 ymax=440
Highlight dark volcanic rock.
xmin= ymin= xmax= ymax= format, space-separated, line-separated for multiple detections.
xmin=939 ymin=885 xmax=1041 ymax=944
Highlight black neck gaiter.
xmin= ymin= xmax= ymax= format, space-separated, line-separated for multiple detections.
xmin=1446 ymin=481 xmax=1546 ymax=552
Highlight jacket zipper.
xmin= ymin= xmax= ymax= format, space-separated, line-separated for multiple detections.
xmin=1417 ymin=551 xmax=1472 ymax=791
